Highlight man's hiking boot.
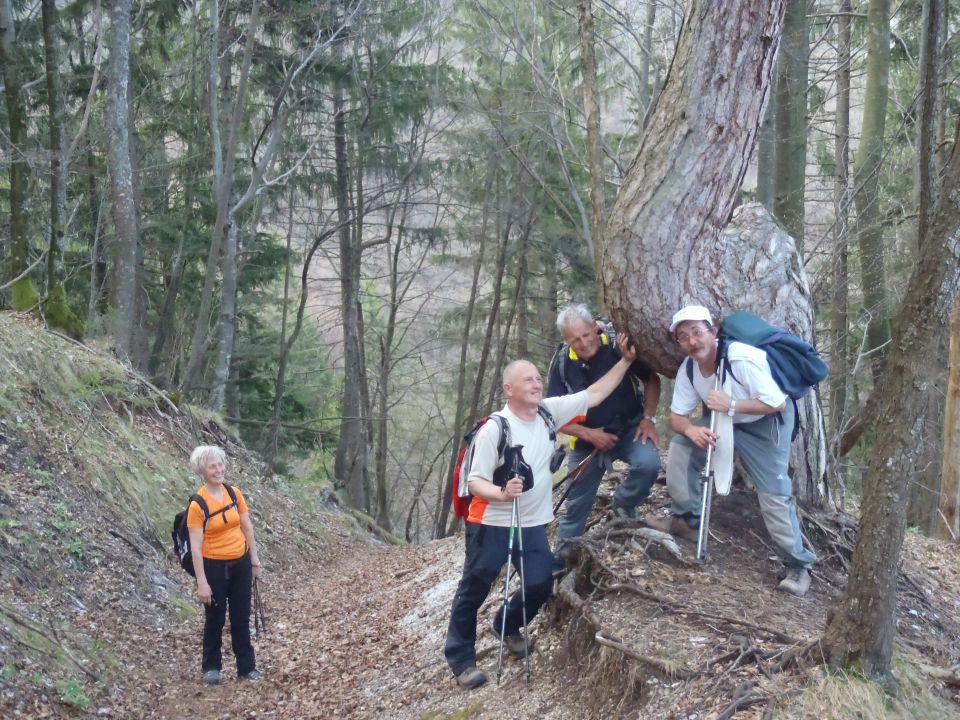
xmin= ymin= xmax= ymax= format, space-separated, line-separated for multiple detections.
xmin=202 ymin=669 xmax=221 ymax=685
xmin=491 ymin=619 xmax=533 ymax=658
xmin=239 ymin=669 xmax=262 ymax=681
xmin=552 ymin=544 xmax=576 ymax=579
xmin=455 ymin=665 xmax=488 ymax=690
xmin=778 ymin=567 xmax=811 ymax=597
xmin=644 ymin=514 xmax=699 ymax=542
xmin=610 ymin=500 xmax=635 ymax=520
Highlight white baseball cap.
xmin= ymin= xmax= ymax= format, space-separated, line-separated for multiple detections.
xmin=669 ymin=305 xmax=713 ymax=333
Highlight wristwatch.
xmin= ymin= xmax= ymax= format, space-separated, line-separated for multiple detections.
xmin=727 ymin=399 xmax=737 ymax=417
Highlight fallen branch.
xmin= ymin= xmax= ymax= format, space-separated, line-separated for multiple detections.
xmin=594 ymin=631 xmax=699 ymax=679
xmin=554 ymin=572 xmax=698 ymax=681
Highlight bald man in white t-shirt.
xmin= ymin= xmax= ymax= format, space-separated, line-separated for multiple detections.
xmin=445 ymin=337 xmax=638 ymax=689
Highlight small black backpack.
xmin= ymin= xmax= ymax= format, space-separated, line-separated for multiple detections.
xmin=171 ymin=484 xmax=238 ymax=576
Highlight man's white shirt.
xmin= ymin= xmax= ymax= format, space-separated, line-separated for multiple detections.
xmin=467 ymin=392 xmax=588 ymax=526
xmin=670 ymin=341 xmax=786 ymax=424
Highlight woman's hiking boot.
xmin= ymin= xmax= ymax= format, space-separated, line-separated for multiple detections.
xmin=202 ymin=669 xmax=221 ymax=685
xmin=239 ymin=669 xmax=262 ymax=681
xmin=455 ymin=665 xmax=488 ymax=689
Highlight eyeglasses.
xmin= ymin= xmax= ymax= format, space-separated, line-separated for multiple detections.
xmin=675 ymin=327 xmax=708 ymax=344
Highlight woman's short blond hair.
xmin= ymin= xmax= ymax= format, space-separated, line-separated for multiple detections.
xmin=190 ymin=445 xmax=226 ymax=477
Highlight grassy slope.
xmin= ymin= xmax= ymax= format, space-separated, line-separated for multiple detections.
xmin=0 ymin=313 xmax=360 ymax=715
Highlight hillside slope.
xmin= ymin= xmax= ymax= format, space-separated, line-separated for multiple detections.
xmin=0 ymin=313 xmax=365 ymax=717
xmin=1 ymin=312 xmax=958 ymax=719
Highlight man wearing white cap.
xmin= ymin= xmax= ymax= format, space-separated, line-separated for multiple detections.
xmin=648 ymin=304 xmax=816 ymax=597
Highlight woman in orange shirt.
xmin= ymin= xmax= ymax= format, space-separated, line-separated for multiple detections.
xmin=186 ymin=445 xmax=262 ymax=684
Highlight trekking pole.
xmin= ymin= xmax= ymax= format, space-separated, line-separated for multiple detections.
xmin=552 ymin=449 xmax=598 ymax=515
xmin=514 ymin=495 xmax=531 ymax=683
xmin=253 ymin=577 xmax=267 ymax=639
xmin=696 ymin=358 xmax=726 ymax=564
xmin=497 ymin=495 xmax=519 ymax=685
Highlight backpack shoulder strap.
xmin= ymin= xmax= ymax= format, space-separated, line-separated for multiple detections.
xmin=223 ymin=484 xmax=238 ymax=506
xmin=557 ymin=346 xmax=573 ymax=394
xmin=536 ymin=404 xmax=557 ymax=442
xmin=492 ymin=414 xmax=510 ymax=452
xmin=190 ymin=494 xmax=209 ymax=517
xmin=189 ymin=493 xmax=211 ymax=530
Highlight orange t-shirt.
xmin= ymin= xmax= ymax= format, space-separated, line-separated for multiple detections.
xmin=186 ymin=484 xmax=249 ymax=560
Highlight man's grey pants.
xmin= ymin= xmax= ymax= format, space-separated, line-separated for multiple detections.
xmin=665 ymin=403 xmax=816 ymax=568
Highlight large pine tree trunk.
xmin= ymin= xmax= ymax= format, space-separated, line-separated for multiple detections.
xmin=602 ymin=0 xmax=786 ymax=365
xmin=821 ymin=115 xmax=960 ymax=680
xmin=600 ymin=1 xmax=828 ymax=498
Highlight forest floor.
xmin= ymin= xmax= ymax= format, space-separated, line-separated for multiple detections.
xmin=1 ymin=313 xmax=960 ymax=719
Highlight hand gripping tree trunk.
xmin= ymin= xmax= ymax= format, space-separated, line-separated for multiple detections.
xmin=820 ymin=116 xmax=960 ymax=681
xmin=601 ymin=0 xmax=786 ymax=369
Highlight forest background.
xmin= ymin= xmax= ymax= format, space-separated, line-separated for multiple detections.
xmin=1 ymin=0 xmax=958 ymax=590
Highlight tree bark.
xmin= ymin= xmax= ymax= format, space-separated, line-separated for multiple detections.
xmin=602 ymin=0 xmax=787 ymax=373
xmin=938 ymin=295 xmax=960 ymax=542
xmin=638 ymin=1 xmax=657 ymax=120
xmin=107 ymin=0 xmax=139 ymax=360
xmin=333 ymin=82 xmax=369 ymax=511
xmin=756 ymin=97 xmax=776 ymax=210
xmin=772 ymin=0 xmax=808 ymax=250
xmin=821 ymin=115 xmax=960 ymax=680
xmin=916 ymin=0 xmax=942 ymax=256
xmin=852 ymin=0 xmax=892 ymax=384
xmin=40 ymin=0 xmax=82 ymax=337
xmin=907 ymin=0 xmax=947 ymax=533
xmin=578 ymin=0 xmax=605 ymax=279
xmin=0 ymin=0 xmax=39 ymax=311
xmin=829 ymin=0 xmax=852 ymax=499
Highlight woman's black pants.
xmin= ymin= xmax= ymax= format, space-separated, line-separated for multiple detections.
xmin=201 ymin=553 xmax=256 ymax=675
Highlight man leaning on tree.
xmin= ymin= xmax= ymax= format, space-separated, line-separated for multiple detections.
xmin=548 ymin=304 xmax=661 ymax=568
xmin=647 ymin=304 xmax=817 ymax=597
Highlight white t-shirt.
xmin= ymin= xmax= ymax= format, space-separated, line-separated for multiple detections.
xmin=670 ymin=341 xmax=786 ymax=424
xmin=467 ymin=392 xmax=588 ymax=527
